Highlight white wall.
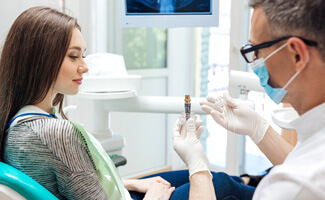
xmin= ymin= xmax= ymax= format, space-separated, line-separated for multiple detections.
xmin=0 ymin=0 xmax=62 ymax=47
xmin=64 ymin=0 xmax=108 ymax=54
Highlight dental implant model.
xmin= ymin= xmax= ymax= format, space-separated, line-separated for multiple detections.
xmin=184 ymin=95 xmax=191 ymax=121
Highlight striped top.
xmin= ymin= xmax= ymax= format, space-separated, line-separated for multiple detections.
xmin=3 ymin=117 xmax=109 ymax=200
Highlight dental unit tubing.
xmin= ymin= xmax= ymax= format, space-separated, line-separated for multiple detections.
xmin=101 ymin=96 xmax=206 ymax=114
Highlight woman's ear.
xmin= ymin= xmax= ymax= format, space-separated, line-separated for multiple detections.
xmin=287 ymin=37 xmax=309 ymax=72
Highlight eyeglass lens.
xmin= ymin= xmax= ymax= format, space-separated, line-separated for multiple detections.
xmin=242 ymin=45 xmax=257 ymax=62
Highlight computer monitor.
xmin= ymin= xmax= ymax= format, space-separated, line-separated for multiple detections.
xmin=119 ymin=0 xmax=219 ymax=28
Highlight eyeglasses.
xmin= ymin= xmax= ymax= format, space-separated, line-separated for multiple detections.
xmin=240 ymin=36 xmax=318 ymax=63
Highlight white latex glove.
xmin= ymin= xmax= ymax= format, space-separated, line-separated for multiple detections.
xmin=200 ymin=91 xmax=269 ymax=144
xmin=173 ymin=118 xmax=211 ymax=177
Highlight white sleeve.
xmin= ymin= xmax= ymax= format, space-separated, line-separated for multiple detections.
xmin=254 ymin=180 xmax=300 ymax=200
xmin=253 ymin=174 xmax=325 ymax=200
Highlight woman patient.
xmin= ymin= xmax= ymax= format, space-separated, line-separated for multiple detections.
xmin=0 ymin=6 xmax=174 ymax=200
xmin=0 ymin=6 xmax=255 ymax=200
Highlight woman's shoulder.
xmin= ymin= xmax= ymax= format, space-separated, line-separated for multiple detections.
xmin=18 ymin=118 xmax=77 ymax=135
xmin=6 ymin=118 xmax=93 ymax=167
xmin=7 ymin=118 xmax=84 ymax=148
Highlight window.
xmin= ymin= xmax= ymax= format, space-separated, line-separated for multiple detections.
xmin=202 ymin=0 xmax=231 ymax=170
xmin=122 ymin=28 xmax=167 ymax=69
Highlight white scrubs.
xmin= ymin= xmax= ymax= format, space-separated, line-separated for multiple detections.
xmin=253 ymin=103 xmax=325 ymax=199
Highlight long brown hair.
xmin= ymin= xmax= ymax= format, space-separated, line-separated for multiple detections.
xmin=0 ymin=6 xmax=81 ymax=157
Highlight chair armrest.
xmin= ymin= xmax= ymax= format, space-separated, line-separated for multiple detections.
xmin=110 ymin=155 xmax=127 ymax=168
xmin=0 ymin=162 xmax=58 ymax=200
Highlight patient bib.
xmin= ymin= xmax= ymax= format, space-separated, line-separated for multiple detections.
xmin=7 ymin=106 xmax=125 ymax=200
xmin=70 ymin=122 xmax=125 ymax=200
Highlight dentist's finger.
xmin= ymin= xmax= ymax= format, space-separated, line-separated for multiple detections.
xmin=210 ymin=110 xmax=226 ymax=128
xmin=206 ymin=95 xmax=216 ymax=104
xmin=201 ymin=105 xmax=223 ymax=115
xmin=186 ymin=118 xmax=197 ymax=137
xmin=196 ymin=125 xmax=204 ymax=139
xmin=223 ymin=91 xmax=238 ymax=108
xmin=180 ymin=122 xmax=187 ymax=139
xmin=173 ymin=118 xmax=181 ymax=139
xmin=201 ymin=101 xmax=223 ymax=112
xmin=201 ymin=100 xmax=222 ymax=110
xmin=195 ymin=120 xmax=203 ymax=129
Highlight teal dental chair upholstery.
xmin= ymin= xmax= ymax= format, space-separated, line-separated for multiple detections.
xmin=0 ymin=155 xmax=126 ymax=199
xmin=0 ymin=162 xmax=58 ymax=200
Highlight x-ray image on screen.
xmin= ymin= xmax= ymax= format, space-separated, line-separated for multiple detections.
xmin=127 ymin=0 xmax=211 ymax=15
xmin=120 ymin=0 xmax=218 ymax=27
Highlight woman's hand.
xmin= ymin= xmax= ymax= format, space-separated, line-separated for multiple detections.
xmin=123 ymin=176 xmax=171 ymax=193
xmin=143 ymin=181 xmax=175 ymax=200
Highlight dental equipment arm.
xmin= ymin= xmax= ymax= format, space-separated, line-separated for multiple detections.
xmin=173 ymin=118 xmax=216 ymax=200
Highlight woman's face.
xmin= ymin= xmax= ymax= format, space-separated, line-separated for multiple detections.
xmin=54 ymin=28 xmax=88 ymax=95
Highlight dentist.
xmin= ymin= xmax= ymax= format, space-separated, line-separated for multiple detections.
xmin=176 ymin=0 xmax=325 ymax=199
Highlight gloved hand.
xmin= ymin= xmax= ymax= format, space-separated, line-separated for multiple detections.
xmin=173 ymin=118 xmax=211 ymax=178
xmin=200 ymin=91 xmax=269 ymax=144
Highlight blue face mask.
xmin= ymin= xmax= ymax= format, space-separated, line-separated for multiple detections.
xmin=249 ymin=43 xmax=301 ymax=104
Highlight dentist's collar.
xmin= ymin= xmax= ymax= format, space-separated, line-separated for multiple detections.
xmin=289 ymin=103 xmax=325 ymax=142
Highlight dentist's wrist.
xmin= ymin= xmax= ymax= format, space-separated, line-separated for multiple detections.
xmin=188 ymin=156 xmax=212 ymax=178
xmin=251 ymin=120 xmax=269 ymax=144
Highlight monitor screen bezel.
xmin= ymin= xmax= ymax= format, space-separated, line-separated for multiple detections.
xmin=119 ymin=0 xmax=219 ymax=28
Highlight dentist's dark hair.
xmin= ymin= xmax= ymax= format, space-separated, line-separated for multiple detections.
xmin=249 ymin=0 xmax=325 ymax=61
xmin=0 ymin=6 xmax=80 ymax=159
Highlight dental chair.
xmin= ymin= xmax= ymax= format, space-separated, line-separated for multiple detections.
xmin=0 ymin=155 xmax=126 ymax=200
xmin=0 ymin=162 xmax=58 ymax=200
